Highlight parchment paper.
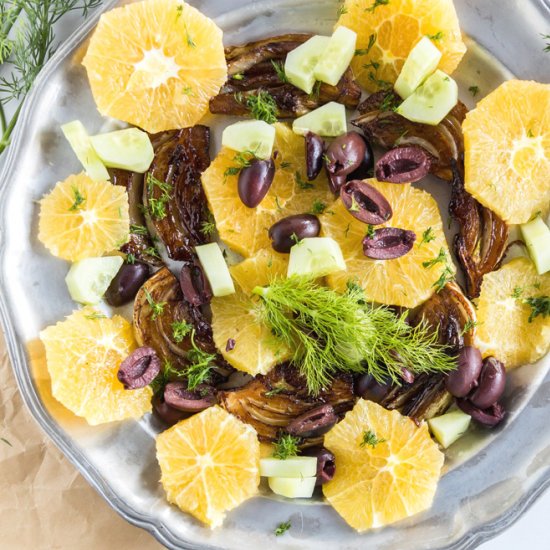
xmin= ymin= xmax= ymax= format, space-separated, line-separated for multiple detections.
xmin=0 ymin=331 xmax=163 ymax=550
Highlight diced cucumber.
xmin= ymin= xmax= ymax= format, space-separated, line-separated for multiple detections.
xmin=61 ymin=120 xmax=110 ymax=182
xmin=394 ymin=37 xmax=442 ymax=99
xmin=520 ymin=216 xmax=550 ymax=274
xmin=285 ymin=35 xmax=331 ymax=94
xmin=313 ymin=26 xmax=357 ymax=87
xmin=288 ymin=237 xmax=346 ymax=278
xmin=260 ymin=457 xmax=317 ymax=478
xmin=221 ymin=120 xmax=276 ymax=160
xmin=292 ymin=102 xmax=347 ymax=137
xmin=268 ymin=476 xmax=317 ymax=498
xmin=195 ymin=243 xmax=235 ymax=297
xmin=428 ymin=410 xmax=471 ymax=448
xmin=396 ymin=70 xmax=458 ymax=126
xmin=65 ymin=256 xmax=123 ymax=305
xmin=90 ymin=128 xmax=154 ymax=173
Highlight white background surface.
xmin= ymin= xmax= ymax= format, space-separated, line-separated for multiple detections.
xmin=0 ymin=3 xmax=548 ymax=550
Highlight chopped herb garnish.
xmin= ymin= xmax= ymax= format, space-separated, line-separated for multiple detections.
xmin=144 ymin=246 xmax=161 ymax=259
xmin=309 ymin=80 xmax=322 ymax=100
xmin=271 ymin=60 xmax=288 ymax=83
xmin=426 ymin=31 xmax=444 ymax=41
xmin=461 ymin=318 xmax=478 ymax=335
xmin=274 ymin=521 xmax=291 ymax=536
xmin=200 ymin=220 xmax=216 ymax=236
xmin=176 ymin=5 xmax=183 ymax=18
xmin=468 ymin=85 xmax=479 ymax=97
xmin=273 ymin=434 xmax=300 ymax=460
xmin=524 ymin=295 xmax=550 ymax=323
xmin=295 ymin=171 xmax=314 ymax=189
xmin=418 ymin=227 xmax=435 ymax=247
xmin=422 ymin=248 xmax=447 ymax=269
xmin=265 ymin=385 xmax=286 ymax=398
xmin=186 ymin=330 xmax=217 ymax=390
xmin=172 ymin=320 xmax=193 ymax=343
xmin=541 ymin=33 xmax=550 ymax=53
xmin=85 ymin=312 xmax=106 ymax=320
xmin=337 ymin=3 xmax=348 ymax=15
xmin=280 ymin=161 xmax=292 ymax=170
xmin=290 ymin=232 xmax=301 ymax=245
xmin=365 ymin=0 xmax=389 ymax=13
xmin=310 ymin=200 xmax=327 ymax=215
xmin=69 ymin=186 xmax=86 ymax=211
xmin=144 ymin=289 xmax=166 ymax=320
xmin=511 ymin=286 xmax=524 ymax=299
xmin=130 ymin=224 xmax=148 ymax=235
xmin=355 ymin=33 xmax=377 ymax=56
xmin=433 ymin=265 xmax=454 ymax=293
xmin=247 ymin=90 xmax=278 ymax=124
xmin=147 ymin=174 xmax=172 ymax=220
xmin=232 ymin=73 xmax=244 ymax=80
xmin=379 ymin=91 xmax=397 ymax=112
xmin=224 ymin=150 xmax=257 ymax=179
xmin=185 ymin=25 xmax=196 ymax=48
xmin=360 ymin=430 xmax=386 ymax=448
xmin=365 ymin=224 xmax=376 ymax=239
xmin=125 ymin=253 xmax=136 ymax=264
xmin=368 ymin=71 xmax=392 ymax=90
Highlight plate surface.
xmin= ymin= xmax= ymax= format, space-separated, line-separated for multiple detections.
xmin=1 ymin=1 xmax=549 ymax=548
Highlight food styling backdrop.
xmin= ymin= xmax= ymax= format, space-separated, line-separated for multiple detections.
xmin=0 ymin=0 xmax=548 ymax=549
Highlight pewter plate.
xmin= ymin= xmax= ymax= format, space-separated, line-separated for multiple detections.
xmin=1 ymin=1 xmax=550 ymax=548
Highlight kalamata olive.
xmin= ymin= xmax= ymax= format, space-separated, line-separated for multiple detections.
xmin=457 ymin=399 xmax=505 ymax=428
xmin=354 ymin=373 xmax=391 ymax=403
xmin=445 ymin=346 xmax=483 ymax=398
xmin=346 ymin=135 xmax=374 ymax=181
xmin=305 ymin=132 xmax=325 ymax=181
xmin=180 ymin=257 xmax=212 ymax=306
xmin=340 ymin=180 xmax=393 ymax=225
xmin=238 ymin=158 xmax=275 ymax=208
xmin=226 ymin=338 xmax=236 ymax=351
xmin=163 ymin=382 xmax=217 ymax=412
xmin=118 ymin=346 xmax=161 ymax=389
xmin=105 ymin=262 xmax=151 ymax=307
xmin=375 ymin=146 xmax=432 ymax=183
xmin=152 ymin=393 xmax=189 ymax=426
xmin=363 ymin=227 xmax=416 ymax=259
xmin=327 ymin=171 xmax=347 ymax=195
xmin=325 ymin=132 xmax=366 ymax=178
xmin=303 ymin=446 xmax=336 ymax=485
xmin=268 ymin=214 xmax=321 ymax=253
xmin=286 ymin=404 xmax=338 ymax=438
xmin=469 ymin=357 xmax=506 ymax=409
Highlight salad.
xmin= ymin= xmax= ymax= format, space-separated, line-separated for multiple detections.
xmin=35 ymin=0 xmax=550 ymax=536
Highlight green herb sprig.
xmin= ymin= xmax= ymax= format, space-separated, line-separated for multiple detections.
xmin=360 ymin=430 xmax=386 ymax=448
xmin=246 ymin=90 xmax=278 ymax=124
xmin=273 ymin=434 xmax=300 ymax=460
xmin=253 ymin=277 xmax=456 ymax=395
xmin=524 ymin=295 xmax=550 ymax=323
xmin=0 ymin=1 xmax=101 ymax=155
xmin=365 ymin=0 xmax=389 ymax=13
xmin=144 ymin=289 xmax=166 ymax=320
xmin=274 ymin=521 xmax=291 ymax=536
xmin=186 ymin=330 xmax=217 ymax=390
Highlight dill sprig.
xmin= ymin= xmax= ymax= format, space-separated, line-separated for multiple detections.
xmin=144 ymin=289 xmax=166 ymax=320
xmin=273 ymin=434 xmax=300 ymax=460
xmin=146 ymin=173 xmax=172 ymax=220
xmin=253 ymin=277 xmax=456 ymax=395
xmin=223 ymin=150 xmax=257 ymax=178
xmin=355 ymin=33 xmax=377 ymax=56
xmin=524 ymin=295 xmax=550 ymax=323
xmin=542 ymin=33 xmax=550 ymax=53
xmin=172 ymin=320 xmax=193 ymax=343
xmin=365 ymin=0 xmax=389 ymax=13
xmin=0 ymin=1 xmax=101 ymax=154
xmin=246 ymin=90 xmax=278 ymax=124
xmin=186 ymin=330 xmax=216 ymax=390
xmin=68 ymin=185 xmax=86 ymax=211
xmin=274 ymin=521 xmax=291 ymax=536
xmin=360 ymin=430 xmax=386 ymax=448
xmin=271 ymin=60 xmax=288 ymax=83
xmin=418 ymin=227 xmax=435 ymax=247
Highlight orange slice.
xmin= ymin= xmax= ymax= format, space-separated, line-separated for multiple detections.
xmin=82 ymin=0 xmax=227 ymax=133
xmin=337 ymin=0 xmax=466 ymax=92
xmin=201 ymin=123 xmax=334 ymax=258
xmin=156 ymin=405 xmax=260 ymax=528
xmin=39 ymin=308 xmax=151 ymax=425
xmin=211 ymin=251 xmax=291 ymax=376
xmin=474 ymin=257 xmax=550 ymax=369
xmin=38 ymin=173 xmax=129 ymax=262
xmin=321 ymin=179 xmax=453 ymax=308
xmin=463 ymin=80 xmax=550 ymax=224
xmin=323 ymin=399 xmax=444 ymax=531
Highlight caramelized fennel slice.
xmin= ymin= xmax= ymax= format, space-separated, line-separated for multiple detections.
xmin=210 ymin=34 xmax=361 ymax=118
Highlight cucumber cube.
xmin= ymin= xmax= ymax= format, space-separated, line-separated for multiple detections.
xmin=90 ymin=128 xmax=154 ymax=173
xmin=520 ymin=217 xmax=550 ymax=275
xmin=288 ymin=237 xmax=346 ymax=278
xmin=394 ymin=36 xmax=442 ymax=99
xmin=221 ymin=120 xmax=276 ymax=160
xmin=428 ymin=410 xmax=471 ymax=448
xmin=65 ymin=256 xmax=123 ymax=305
xmin=396 ymin=70 xmax=458 ymax=126
xmin=285 ymin=35 xmax=331 ymax=94
xmin=292 ymin=102 xmax=347 ymax=137
xmin=260 ymin=457 xmax=317 ymax=478
xmin=195 ymin=243 xmax=235 ymax=297
xmin=313 ymin=26 xmax=357 ymax=87
xmin=61 ymin=120 xmax=110 ymax=182
xmin=268 ymin=475 xmax=317 ymax=498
